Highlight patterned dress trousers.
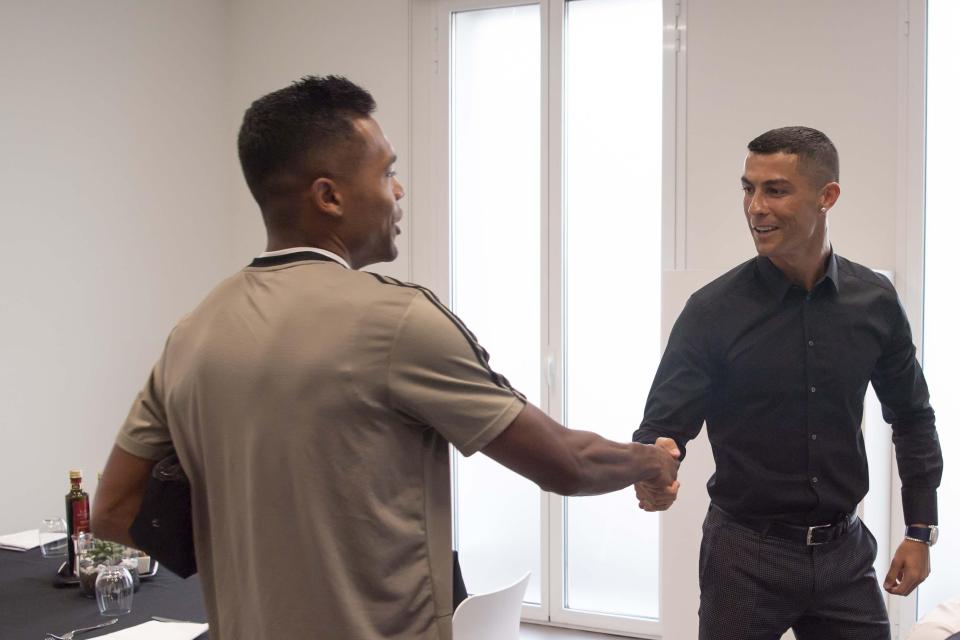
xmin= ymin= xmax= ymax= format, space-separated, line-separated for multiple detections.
xmin=699 ymin=505 xmax=891 ymax=640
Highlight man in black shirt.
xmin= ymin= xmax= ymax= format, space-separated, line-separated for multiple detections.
xmin=633 ymin=126 xmax=943 ymax=640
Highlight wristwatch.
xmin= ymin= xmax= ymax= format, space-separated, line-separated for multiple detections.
xmin=905 ymin=525 xmax=939 ymax=546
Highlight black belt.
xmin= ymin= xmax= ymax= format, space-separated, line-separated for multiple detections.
xmin=712 ymin=505 xmax=858 ymax=546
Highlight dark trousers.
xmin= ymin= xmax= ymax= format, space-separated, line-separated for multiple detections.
xmin=699 ymin=505 xmax=890 ymax=640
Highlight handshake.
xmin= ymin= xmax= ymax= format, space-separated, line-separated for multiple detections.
xmin=634 ymin=437 xmax=682 ymax=512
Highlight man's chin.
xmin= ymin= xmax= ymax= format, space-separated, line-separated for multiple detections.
xmin=752 ymin=239 xmax=775 ymax=257
xmin=384 ymin=242 xmax=399 ymax=263
xmin=360 ymin=246 xmax=399 ymax=269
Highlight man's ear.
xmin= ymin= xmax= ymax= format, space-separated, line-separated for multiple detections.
xmin=819 ymin=181 xmax=840 ymax=213
xmin=311 ymin=177 xmax=343 ymax=218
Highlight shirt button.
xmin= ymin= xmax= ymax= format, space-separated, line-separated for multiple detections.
xmin=810 ymin=386 xmax=817 ymax=393
xmin=808 ymin=340 xmax=815 ymax=347
xmin=812 ymin=477 xmax=819 ymax=483
xmin=811 ymin=434 xmax=818 ymax=440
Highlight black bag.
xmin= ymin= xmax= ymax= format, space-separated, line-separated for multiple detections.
xmin=128 ymin=454 xmax=197 ymax=578
xmin=453 ymin=550 xmax=468 ymax=609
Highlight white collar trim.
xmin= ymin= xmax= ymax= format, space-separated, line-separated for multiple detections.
xmin=257 ymin=247 xmax=350 ymax=269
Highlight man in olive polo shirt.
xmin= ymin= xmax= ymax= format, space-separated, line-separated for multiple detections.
xmin=92 ymin=75 xmax=679 ymax=640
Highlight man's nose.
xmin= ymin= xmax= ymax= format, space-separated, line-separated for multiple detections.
xmin=747 ymin=192 xmax=766 ymax=215
xmin=393 ymin=177 xmax=405 ymax=200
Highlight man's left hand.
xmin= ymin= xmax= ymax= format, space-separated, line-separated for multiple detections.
xmin=883 ymin=538 xmax=931 ymax=596
xmin=635 ymin=437 xmax=681 ymax=512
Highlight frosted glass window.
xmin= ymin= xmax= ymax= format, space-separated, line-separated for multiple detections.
xmin=450 ymin=4 xmax=542 ymax=605
xmin=918 ymin=0 xmax=960 ymax=618
xmin=563 ymin=0 xmax=663 ymax=618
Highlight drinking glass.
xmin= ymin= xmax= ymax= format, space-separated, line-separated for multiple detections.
xmin=39 ymin=517 xmax=68 ymax=558
xmin=74 ymin=532 xmax=99 ymax=596
xmin=95 ymin=565 xmax=134 ymax=616
xmin=120 ymin=545 xmax=141 ymax=592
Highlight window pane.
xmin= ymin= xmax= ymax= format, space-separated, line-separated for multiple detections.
xmin=563 ymin=0 xmax=663 ymax=618
xmin=919 ymin=0 xmax=960 ymax=618
xmin=451 ymin=4 xmax=542 ymax=605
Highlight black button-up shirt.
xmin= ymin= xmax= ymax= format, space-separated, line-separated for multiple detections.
xmin=633 ymin=254 xmax=942 ymax=526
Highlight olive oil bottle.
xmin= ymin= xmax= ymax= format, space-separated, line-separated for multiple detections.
xmin=64 ymin=470 xmax=90 ymax=575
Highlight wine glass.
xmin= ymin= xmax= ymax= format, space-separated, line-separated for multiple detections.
xmin=39 ymin=517 xmax=68 ymax=558
xmin=95 ymin=565 xmax=134 ymax=616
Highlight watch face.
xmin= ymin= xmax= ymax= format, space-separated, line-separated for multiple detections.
xmin=929 ymin=526 xmax=939 ymax=545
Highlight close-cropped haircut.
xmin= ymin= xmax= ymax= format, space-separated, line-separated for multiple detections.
xmin=237 ymin=75 xmax=376 ymax=204
xmin=747 ymin=126 xmax=839 ymax=187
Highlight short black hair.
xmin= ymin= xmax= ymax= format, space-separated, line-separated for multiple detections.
xmin=747 ymin=126 xmax=839 ymax=186
xmin=237 ymin=75 xmax=376 ymax=204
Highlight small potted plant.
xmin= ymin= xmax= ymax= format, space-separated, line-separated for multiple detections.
xmin=76 ymin=536 xmax=135 ymax=597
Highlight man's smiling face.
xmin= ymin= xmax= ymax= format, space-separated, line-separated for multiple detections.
xmin=741 ymin=151 xmax=829 ymax=266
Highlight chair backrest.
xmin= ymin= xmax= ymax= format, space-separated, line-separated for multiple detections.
xmin=452 ymin=572 xmax=531 ymax=640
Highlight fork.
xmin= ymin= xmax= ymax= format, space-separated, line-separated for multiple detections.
xmin=45 ymin=617 xmax=118 ymax=640
xmin=151 ymin=616 xmax=200 ymax=623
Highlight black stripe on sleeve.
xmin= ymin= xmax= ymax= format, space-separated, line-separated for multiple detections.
xmin=370 ymin=273 xmax=526 ymax=401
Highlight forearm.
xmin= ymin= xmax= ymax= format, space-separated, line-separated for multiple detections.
xmin=632 ymin=424 xmax=693 ymax=460
xmin=892 ymin=420 xmax=943 ymax=525
xmin=874 ymin=305 xmax=942 ymax=525
xmin=91 ymin=508 xmax=138 ymax=548
xmin=563 ymin=429 xmax=658 ymax=496
xmin=631 ymin=297 xmax=711 ymax=459
xmin=482 ymin=404 xmax=673 ymax=497
xmin=91 ymin=445 xmax=155 ymax=547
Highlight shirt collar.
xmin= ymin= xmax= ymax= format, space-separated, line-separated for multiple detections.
xmin=823 ymin=251 xmax=840 ymax=291
xmin=755 ymin=251 xmax=840 ymax=300
xmin=256 ymin=246 xmax=350 ymax=269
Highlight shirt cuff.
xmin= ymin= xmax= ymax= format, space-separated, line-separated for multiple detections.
xmin=458 ymin=397 xmax=526 ymax=457
xmin=902 ymin=486 xmax=938 ymax=525
xmin=632 ymin=428 xmax=688 ymax=461
xmin=115 ymin=431 xmax=174 ymax=462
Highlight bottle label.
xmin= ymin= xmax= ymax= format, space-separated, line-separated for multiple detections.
xmin=72 ymin=499 xmax=90 ymax=534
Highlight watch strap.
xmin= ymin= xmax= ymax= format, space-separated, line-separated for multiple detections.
xmin=905 ymin=525 xmax=934 ymax=545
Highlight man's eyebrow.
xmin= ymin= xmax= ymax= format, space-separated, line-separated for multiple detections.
xmin=388 ymin=154 xmax=397 ymax=165
xmin=741 ymin=177 xmax=792 ymax=187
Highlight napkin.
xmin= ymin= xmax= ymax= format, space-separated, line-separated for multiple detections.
xmin=0 ymin=529 xmax=41 ymax=551
xmin=95 ymin=620 xmax=209 ymax=639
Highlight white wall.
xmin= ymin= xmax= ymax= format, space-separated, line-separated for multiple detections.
xmin=224 ymin=0 xmax=412 ymax=280
xmin=0 ymin=1 xmax=233 ymax=532
xmin=0 ymin=0 xmax=414 ymax=535
xmin=682 ymin=0 xmax=901 ymax=275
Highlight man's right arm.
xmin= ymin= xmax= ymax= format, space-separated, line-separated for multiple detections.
xmin=633 ymin=296 xmax=712 ymax=456
xmin=482 ymin=403 xmax=679 ymax=497
xmin=91 ymin=445 xmax=156 ymax=547
xmin=387 ymin=291 xmax=677 ymax=499
xmin=630 ymin=297 xmax=713 ymax=510
xmin=94 ymin=360 xmax=174 ymax=547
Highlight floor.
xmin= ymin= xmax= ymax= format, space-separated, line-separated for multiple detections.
xmin=520 ymin=622 xmax=625 ymax=639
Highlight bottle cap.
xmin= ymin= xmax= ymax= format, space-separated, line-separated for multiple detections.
xmin=69 ymin=470 xmax=82 ymax=480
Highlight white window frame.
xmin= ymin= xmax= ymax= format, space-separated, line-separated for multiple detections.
xmin=893 ymin=0 xmax=927 ymax=637
xmin=410 ymin=0 xmax=684 ymax=635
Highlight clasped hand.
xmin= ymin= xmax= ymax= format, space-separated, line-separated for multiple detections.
xmin=635 ymin=437 xmax=681 ymax=512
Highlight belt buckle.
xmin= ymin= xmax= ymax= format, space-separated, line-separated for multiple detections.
xmin=806 ymin=523 xmax=831 ymax=546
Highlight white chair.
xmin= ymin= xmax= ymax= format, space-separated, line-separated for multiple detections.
xmin=452 ymin=571 xmax=531 ymax=640
xmin=905 ymin=593 xmax=960 ymax=640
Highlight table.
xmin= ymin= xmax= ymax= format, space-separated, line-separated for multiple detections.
xmin=0 ymin=549 xmax=207 ymax=639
